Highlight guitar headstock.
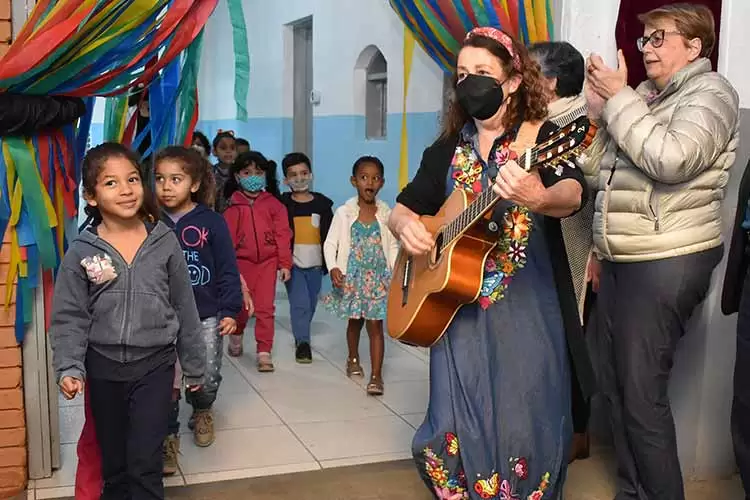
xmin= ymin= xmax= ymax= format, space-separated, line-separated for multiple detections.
xmin=528 ymin=116 xmax=598 ymax=174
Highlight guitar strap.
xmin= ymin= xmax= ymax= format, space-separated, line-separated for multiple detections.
xmin=509 ymin=120 xmax=544 ymax=171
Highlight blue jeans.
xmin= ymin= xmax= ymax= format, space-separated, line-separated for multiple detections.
xmin=285 ymin=266 xmax=323 ymax=344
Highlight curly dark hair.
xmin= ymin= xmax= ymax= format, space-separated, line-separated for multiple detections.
xmin=442 ymin=31 xmax=549 ymax=139
xmin=81 ymin=142 xmax=160 ymax=226
xmin=155 ymin=146 xmax=217 ymax=209
xmin=225 ymin=151 xmax=281 ymax=200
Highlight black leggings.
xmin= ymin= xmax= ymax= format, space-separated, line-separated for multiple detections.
xmin=88 ymin=362 xmax=174 ymax=500
xmin=571 ymin=284 xmax=596 ymax=434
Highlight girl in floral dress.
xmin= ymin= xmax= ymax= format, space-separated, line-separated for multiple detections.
xmin=323 ymin=156 xmax=400 ymax=395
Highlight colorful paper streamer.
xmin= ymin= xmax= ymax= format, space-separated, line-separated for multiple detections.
xmin=389 ymin=0 xmax=555 ymax=73
xmin=0 ymin=0 xmax=217 ymax=343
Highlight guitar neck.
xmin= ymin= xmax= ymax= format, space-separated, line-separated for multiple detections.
xmin=442 ymin=148 xmax=536 ymax=246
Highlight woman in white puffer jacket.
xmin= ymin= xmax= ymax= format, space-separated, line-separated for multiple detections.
xmin=585 ymin=4 xmax=739 ymax=500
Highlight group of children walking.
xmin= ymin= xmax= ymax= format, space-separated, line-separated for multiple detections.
xmin=49 ymin=129 xmax=400 ymax=499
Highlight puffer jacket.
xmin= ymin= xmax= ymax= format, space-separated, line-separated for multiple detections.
xmin=593 ymin=57 xmax=739 ymax=262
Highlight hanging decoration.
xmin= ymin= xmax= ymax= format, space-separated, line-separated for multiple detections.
xmin=388 ymin=0 xmax=555 ymax=74
xmin=0 ymin=0 xmax=217 ymax=343
xmin=398 ymin=27 xmax=415 ymax=191
xmin=227 ymin=0 xmax=250 ymax=121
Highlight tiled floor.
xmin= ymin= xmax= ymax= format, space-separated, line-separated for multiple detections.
xmin=31 ymin=292 xmax=431 ymax=499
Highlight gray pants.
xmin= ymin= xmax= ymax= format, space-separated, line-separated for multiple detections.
xmin=186 ymin=317 xmax=223 ymax=410
xmin=596 ymin=246 xmax=722 ymax=500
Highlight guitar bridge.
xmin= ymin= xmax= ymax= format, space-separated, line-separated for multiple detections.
xmin=401 ymin=257 xmax=412 ymax=307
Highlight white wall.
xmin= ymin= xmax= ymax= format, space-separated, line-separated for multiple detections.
xmin=198 ymin=0 xmax=444 ymax=121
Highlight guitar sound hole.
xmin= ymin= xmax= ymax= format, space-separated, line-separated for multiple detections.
xmin=432 ymin=232 xmax=444 ymax=265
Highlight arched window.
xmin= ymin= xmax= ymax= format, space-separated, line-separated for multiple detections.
xmin=355 ymin=46 xmax=388 ymax=140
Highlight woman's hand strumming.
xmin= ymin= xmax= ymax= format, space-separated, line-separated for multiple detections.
xmin=397 ymin=219 xmax=434 ymax=256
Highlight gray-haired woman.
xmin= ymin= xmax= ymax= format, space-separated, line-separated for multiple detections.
xmin=530 ymin=41 xmax=605 ymax=464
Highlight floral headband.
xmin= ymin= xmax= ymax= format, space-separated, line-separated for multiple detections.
xmin=217 ymin=129 xmax=235 ymax=137
xmin=465 ymin=27 xmax=522 ymax=72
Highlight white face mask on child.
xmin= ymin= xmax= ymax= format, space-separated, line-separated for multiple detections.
xmin=288 ymin=175 xmax=312 ymax=193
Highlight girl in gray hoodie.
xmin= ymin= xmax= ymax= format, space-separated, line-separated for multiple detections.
xmin=49 ymin=142 xmax=205 ymax=500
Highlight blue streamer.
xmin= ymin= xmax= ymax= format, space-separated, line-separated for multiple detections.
xmin=14 ymin=278 xmax=24 ymax=344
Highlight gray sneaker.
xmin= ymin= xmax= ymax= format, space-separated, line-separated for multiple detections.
xmin=193 ymin=409 xmax=215 ymax=447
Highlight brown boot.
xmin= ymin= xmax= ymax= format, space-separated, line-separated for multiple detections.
xmin=193 ymin=409 xmax=215 ymax=447
xmin=162 ymin=434 xmax=180 ymax=475
xmin=568 ymin=432 xmax=590 ymax=463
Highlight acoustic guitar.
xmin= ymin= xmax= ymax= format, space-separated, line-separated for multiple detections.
xmin=386 ymin=116 xmax=597 ymax=347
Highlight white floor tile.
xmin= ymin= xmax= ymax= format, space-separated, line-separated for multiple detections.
xmin=58 ymin=406 xmax=85 ymax=445
xmin=178 ymin=390 xmax=282 ymax=433
xmin=229 ymin=352 xmax=353 ymax=394
xmin=319 ymin=451 xmax=414 ymax=469
xmin=289 ymin=415 xmax=416 ymax=461
xmin=164 ymin=474 xmax=185 ymax=487
xmin=35 ymin=486 xmax=74 ymax=500
xmin=177 ymin=426 xmax=316 ymax=475
xmin=378 ymin=380 xmax=430 ymax=415
xmin=215 ymin=361 xmax=256 ymax=395
xmin=183 ymin=462 xmax=320 ymax=485
xmin=401 ymin=413 xmax=426 ymax=430
xmin=258 ymin=384 xmax=395 ymax=424
xmin=35 ymin=444 xmax=76 ymax=489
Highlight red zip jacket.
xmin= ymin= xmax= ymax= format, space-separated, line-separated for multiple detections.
xmin=223 ymin=191 xmax=293 ymax=269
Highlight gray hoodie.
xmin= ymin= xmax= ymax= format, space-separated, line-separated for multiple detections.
xmin=49 ymin=221 xmax=205 ymax=385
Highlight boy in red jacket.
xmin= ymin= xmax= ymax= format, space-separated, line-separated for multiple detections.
xmin=223 ymin=151 xmax=292 ymax=372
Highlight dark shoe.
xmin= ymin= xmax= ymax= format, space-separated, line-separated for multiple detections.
xmin=346 ymin=358 xmax=364 ymax=378
xmin=295 ymin=342 xmax=313 ymax=364
xmin=568 ymin=432 xmax=590 ymax=463
xmin=162 ymin=434 xmax=180 ymax=475
xmin=366 ymin=375 xmax=384 ymax=396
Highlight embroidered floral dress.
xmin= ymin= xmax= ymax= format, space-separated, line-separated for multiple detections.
xmin=412 ymin=124 xmax=572 ymax=500
xmin=322 ymin=221 xmax=390 ymax=320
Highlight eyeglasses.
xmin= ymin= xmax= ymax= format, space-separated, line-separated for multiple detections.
xmin=636 ymin=29 xmax=683 ymax=52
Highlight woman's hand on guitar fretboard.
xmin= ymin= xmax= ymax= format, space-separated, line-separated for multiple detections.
xmin=492 ymin=160 xmax=546 ymax=210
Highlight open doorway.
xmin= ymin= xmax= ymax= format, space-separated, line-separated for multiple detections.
xmin=292 ymin=17 xmax=313 ymax=156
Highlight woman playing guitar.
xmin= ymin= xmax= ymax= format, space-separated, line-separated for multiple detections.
xmin=389 ymin=27 xmax=593 ymax=499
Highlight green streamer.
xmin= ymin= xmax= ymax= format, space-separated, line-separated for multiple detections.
xmin=4 ymin=138 xmax=58 ymax=269
xmin=176 ymin=31 xmax=205 ymax=144
xmin=103 ymin=95 xmax=128 ymax=143
xmin=227 ymin=0 xmax=249 ymax=121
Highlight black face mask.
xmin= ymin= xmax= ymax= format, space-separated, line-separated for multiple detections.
xmin=456 ymin=74 xmax=506 ymax=121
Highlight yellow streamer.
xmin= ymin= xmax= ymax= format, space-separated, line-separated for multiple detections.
xmin=5 ymin=228 xmax=20 ymax=307
xmin=533 ymin=0 xmax=549 ymax=41
xmin=524 ymin=0 xmax=538 ymax=42
xmin=399 ymin=27 xmax=415 ymax=191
